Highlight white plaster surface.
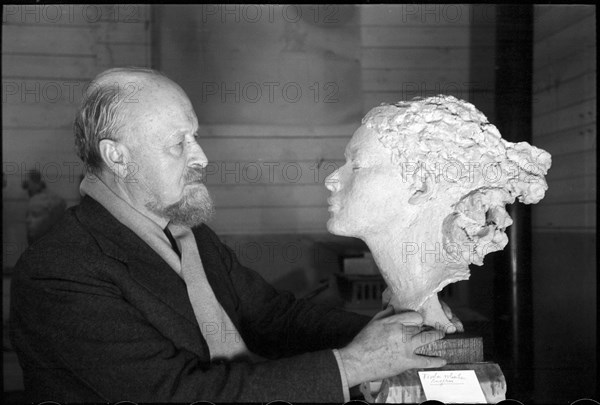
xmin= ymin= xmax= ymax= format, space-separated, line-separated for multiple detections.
xmin=326 ymin=95 xmax=551 ymax=329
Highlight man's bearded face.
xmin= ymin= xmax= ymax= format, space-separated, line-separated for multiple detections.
xmin=145 ymin=167 xmax=214 ymax=228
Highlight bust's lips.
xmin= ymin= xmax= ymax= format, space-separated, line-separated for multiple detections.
xmin=327 ymin=197 xmax=340 ymax=211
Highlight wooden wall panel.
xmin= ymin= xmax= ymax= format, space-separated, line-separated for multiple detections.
xmin=531 ymin=231 xmax=597 ymax=399
xmin=534 ymin=5 xmax=593 ymax=39
xmin=533 ymin=71 xmax=596 ymax=115
xmin=533 ymin=98 xmax=596 ymax=137
xmin=534 ymin=45 xmax=595 ymax=92
xmin=199 ymin=137 xmax=347 ymax=162
xmin=156 ymin=5 xmax=362 ymax=127
xmin=531 ymin=5 xmax=596 ymax=402
xmin=361 ymin=48 xmax=470 ymax=70
xmin=2 ymin=5 xmax=151 ymax=269
xmin=358 ymin=4 xmax=484 ymax=115
xmin=361 ymin=26 xmax=471 ymax=47
xmin=534 ymin=13 xmax=596 ymax=63
xmin=544 ymin=150 xmax=596 ymax=180
xmin=2 ymin=25 xmax=97 ymax=55
xmin=358 ymin=3 xmax=497 ymax=125
xmin=212 ymin=207 xmax=329 ymax=234
xmin=1 ymin=54 xmax=97 ymax=78
xmin=532 ymin=202 xmax=596 ymax=230
xmin=154 ymin=4 xmax=362 ymax=244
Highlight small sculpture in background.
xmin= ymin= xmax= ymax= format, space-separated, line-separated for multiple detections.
xmin=22 ymin=170 xmax=67 ymax=245
xmin=21 ymin=169 xmax=46 ymax=197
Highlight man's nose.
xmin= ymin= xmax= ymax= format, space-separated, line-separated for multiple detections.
xmin=325 ymin=169 xmax=340 ymax=192
xmin=187 ymin=141 xmax=208 ymax=168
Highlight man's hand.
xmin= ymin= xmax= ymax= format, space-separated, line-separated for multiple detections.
xmin=440 ymin=300 xmax=464 ymax=333
xmin=338 ymin=308 xmax=447 ymax=387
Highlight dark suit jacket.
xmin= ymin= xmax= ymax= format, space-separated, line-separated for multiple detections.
xmin=9 ymin=195 xmax=370 ymax=403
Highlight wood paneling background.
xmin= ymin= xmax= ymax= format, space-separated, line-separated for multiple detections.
xmin=148 ymin=4 xmax=491 ymax=295
xmin=1 ymin=3 xmax=496 ymax=317
xmin=153 ymin=5 xmax=363 ymax=244
xmin=359 ymin=4 xmax=496 ymax=119
xmin=2 ymin=5 xmax=152 ymax=267
xmin=2 ymin=4 xmax=489 ymax=268
xmin=2 ymin=5 xmax=152 ymax=393
xmin=531 ymin=5 xmax=596 ymax=402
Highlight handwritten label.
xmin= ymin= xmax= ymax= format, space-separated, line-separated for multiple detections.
xmin=418 ymin=370 xmax=487 ymax=403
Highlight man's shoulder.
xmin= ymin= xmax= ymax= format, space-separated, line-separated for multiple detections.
xmin=191 ymin=223 xmax=237 ymax=267
xmin=28 ymin=204 xmax=91 ymax=248
xmin=192 ymin=223 xmax=218 ymax=241
xmin=192 ymin=223 xmax=230 ymax=253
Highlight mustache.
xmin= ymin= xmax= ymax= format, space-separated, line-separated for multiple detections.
xmin=184 ymin=167 xmax=206 ymax=183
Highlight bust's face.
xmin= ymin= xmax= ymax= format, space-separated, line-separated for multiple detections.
xmin=325 ymin=124 xmax=415 ymax=238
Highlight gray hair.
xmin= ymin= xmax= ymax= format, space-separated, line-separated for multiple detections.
xmin=73 ymin=67 xmax=163 ymax=175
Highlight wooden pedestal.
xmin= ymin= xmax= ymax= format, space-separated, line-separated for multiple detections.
xmin=368 ymin=334 xmax=507 ymax=403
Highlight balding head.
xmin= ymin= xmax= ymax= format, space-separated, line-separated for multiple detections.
xmin=75 ymin=67 xmax=211 ymax=228
xmin=74 ymin=67 xmax=185 ymax=175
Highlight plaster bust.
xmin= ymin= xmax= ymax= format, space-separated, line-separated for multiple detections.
xmin=326 ymin=95 xmax=551 ymax=330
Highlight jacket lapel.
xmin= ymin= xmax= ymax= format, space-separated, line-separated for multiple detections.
xmin=76 ymin=196 xmax=200 ymax=328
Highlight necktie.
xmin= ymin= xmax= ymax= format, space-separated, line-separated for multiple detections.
xmin=167 ymin=223 xmax=251 ymax=361
xmin=163 ymin=226 xmax=181 ymax=258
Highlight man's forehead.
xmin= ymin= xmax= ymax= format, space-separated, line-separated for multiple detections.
xmin=87 ymin=71 xmax=179 ymax=97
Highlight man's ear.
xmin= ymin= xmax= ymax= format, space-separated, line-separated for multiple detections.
xmin=408 ymin=170 xmax=433 ymax=205
xmin=98 ymin=139 xmax=129 ymax=179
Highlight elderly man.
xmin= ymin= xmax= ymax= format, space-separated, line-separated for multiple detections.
xmin=9 ymin=67 xmax=448 ymax=403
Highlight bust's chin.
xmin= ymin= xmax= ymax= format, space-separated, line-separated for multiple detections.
xmin=326 ymin=217 xmax=355 ymax=238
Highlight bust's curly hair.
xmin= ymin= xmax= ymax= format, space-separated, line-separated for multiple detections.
xmin=363 ymin=95 xmax=552 ymax=265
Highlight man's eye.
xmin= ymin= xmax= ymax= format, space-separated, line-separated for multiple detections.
xmin=170 ymin=143 xmax=184 ymax=154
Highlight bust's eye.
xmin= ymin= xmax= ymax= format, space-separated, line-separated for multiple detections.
xmin=352 ymin=166 xmax=361 ymax=172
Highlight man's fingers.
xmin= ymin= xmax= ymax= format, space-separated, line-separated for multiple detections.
xmin=452 ymin=317 xmax=465 ymax=333
xmin=441 ymin=300 xmax=453 ymax=319
xmin=440 ymin=300 xmax=464 ymax=333
xmin=372 ymin=306 xmax=394 ymax=321
xmin=411 ymin=328 xmax=445 ymax=347
xmin=386 ymin=310 xmax=423 ymax=326
xmin=414 ymin=354 xmax=447 ymax=369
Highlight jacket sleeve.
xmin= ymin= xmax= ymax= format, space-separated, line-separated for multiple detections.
xmin=10 ymin=243 xmax=367 ymax=403
xmin=201 ymin=225 xmax=371 ymax=359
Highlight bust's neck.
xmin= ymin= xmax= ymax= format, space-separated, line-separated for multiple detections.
xmin=360 ymin=207 xmax=470 ymax=326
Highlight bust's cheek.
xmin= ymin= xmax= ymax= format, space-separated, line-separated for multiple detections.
xmin=344 ymin=188 xmax=371 ymax=210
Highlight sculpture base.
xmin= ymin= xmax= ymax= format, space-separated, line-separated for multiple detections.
xmin=374 ymin=362 xmax=506 ymax=403
xmin=415 ymin=332 xmax=484 ymax=363
xmin=363 ymin=335 xmax=506 ymax=403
